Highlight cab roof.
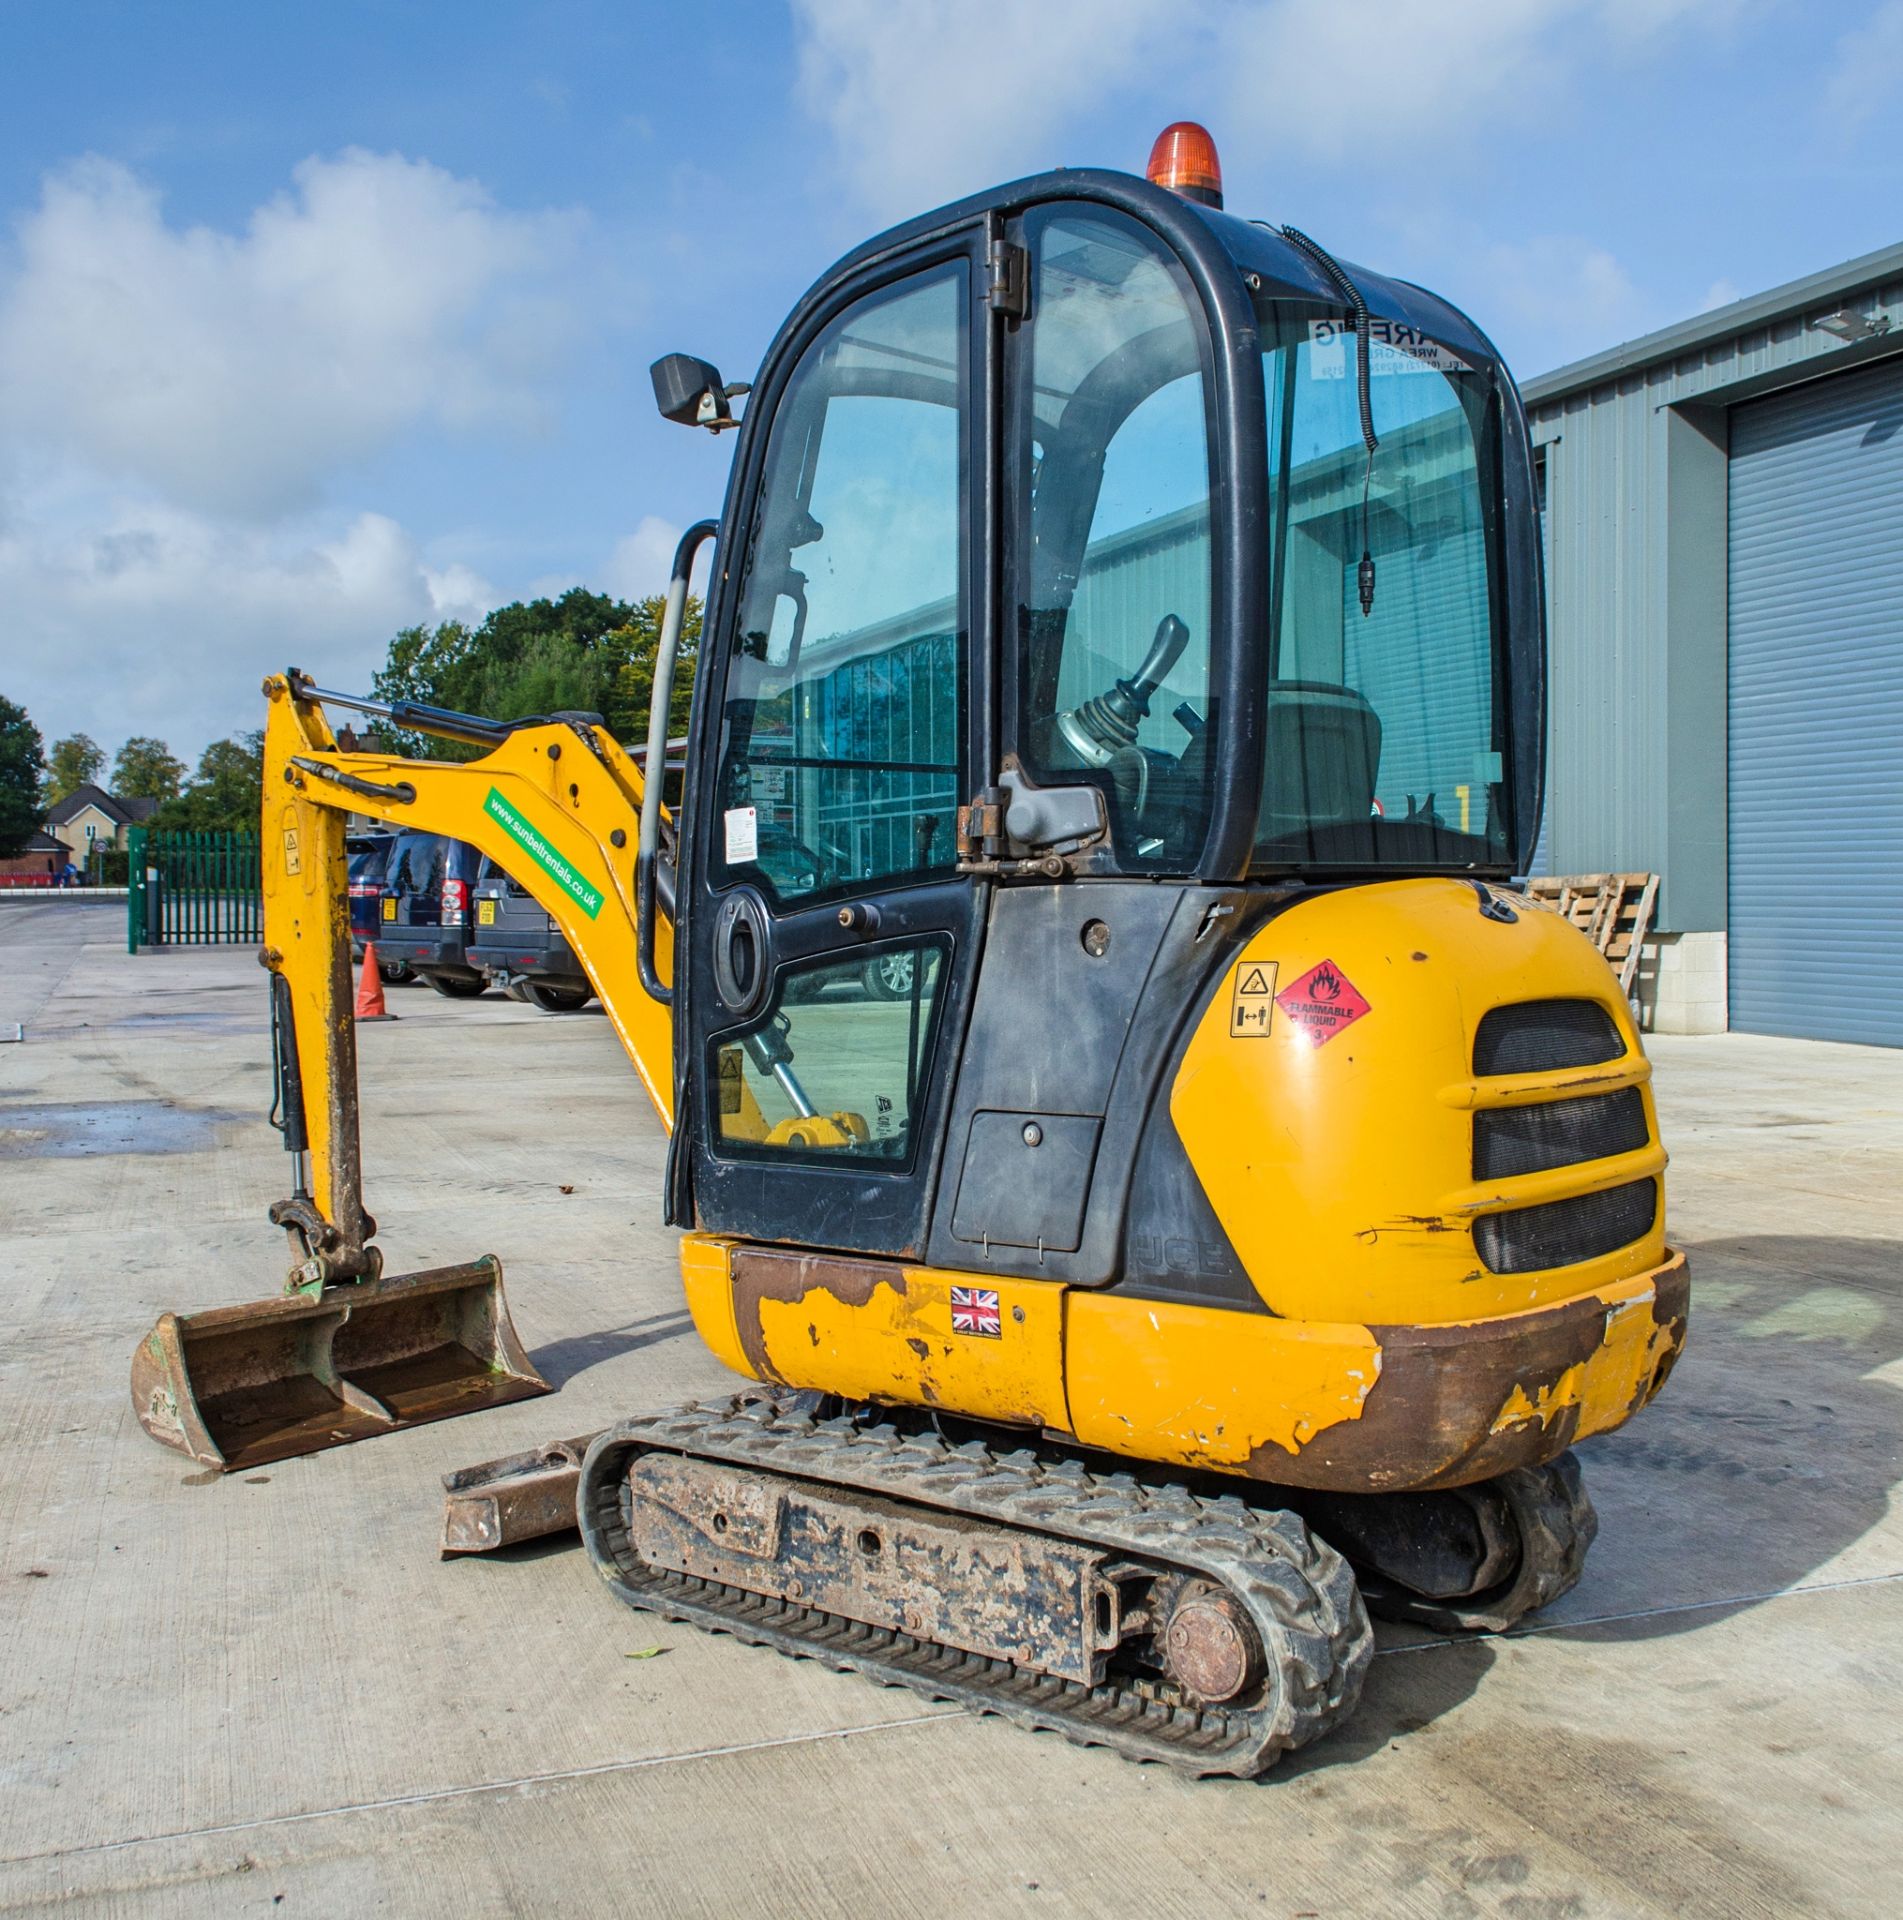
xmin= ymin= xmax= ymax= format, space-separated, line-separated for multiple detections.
xmin=808 ymin=165 xmax=1501 ymax=373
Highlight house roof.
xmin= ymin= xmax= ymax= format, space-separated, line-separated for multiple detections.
xmin=45 ymin=784 xmax=142 ymax=828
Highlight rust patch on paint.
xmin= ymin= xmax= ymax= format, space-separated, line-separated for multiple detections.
xmin=729 ymin=1247 xmax=908 ymax=1382
xmin=1246 ymin=1253 xmax=1690 ymax=1494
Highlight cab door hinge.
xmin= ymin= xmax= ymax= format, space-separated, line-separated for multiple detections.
xmin=987 ymin=239 xmax=1028 ymax=319
xmin=957 ymin=787 xmax=1007 ymax=862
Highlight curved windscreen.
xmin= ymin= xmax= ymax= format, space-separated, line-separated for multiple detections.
xmin=1257 ymin=306 xmax=1510 ymax=869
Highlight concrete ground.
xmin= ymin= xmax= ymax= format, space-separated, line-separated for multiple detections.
xmin=0 ymin=899 xmax=1898 ymax=1918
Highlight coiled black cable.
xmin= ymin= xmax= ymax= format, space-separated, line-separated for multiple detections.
xmin=1278 ymin=225 xmax=1378 ymax=458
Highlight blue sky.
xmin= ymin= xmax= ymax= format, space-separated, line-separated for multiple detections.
xmin=3 ymin=0 xmax=1901 ymax=763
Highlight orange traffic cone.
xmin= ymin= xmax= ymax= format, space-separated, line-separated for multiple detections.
xmin=355 ymin=943 xmax=397 ymax=1021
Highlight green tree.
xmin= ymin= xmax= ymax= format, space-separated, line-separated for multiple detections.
xmin=369 ymin=588 xmax=699 ymax=762
xmin=0 ymin=696 xmax=48 ymax=858
xmin=113 ymin=736 xmax=186 ymax=803
xmin=607 ymin=597 xmax=701 ymax=743
xmin=151 ymin=731 xmax=265 ymax=834
xmin=46 ymin=732 xmax=104 ymax=803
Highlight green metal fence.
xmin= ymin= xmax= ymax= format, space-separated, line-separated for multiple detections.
xmin=127 ymin=827 xmax=263 ymax=952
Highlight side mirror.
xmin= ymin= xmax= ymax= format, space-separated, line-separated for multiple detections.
xmin=651 ymin=353 xmax=748 ymax=432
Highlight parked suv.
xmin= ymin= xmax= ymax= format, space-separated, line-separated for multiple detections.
xmin=375 ymin=831 xmax=487 ymax=997
xmin=347 ymin=833 xmax=413 ymax=982
xmin=467 ymin=855 xmax=594 ymax=1012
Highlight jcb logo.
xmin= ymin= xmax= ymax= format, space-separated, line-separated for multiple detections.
xmin=1131 ymin=1233 xmax=1237 ymax=1280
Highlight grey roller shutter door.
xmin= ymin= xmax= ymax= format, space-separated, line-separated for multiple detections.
xmin=1728 ymin=354 xmax=1903 ymax=1046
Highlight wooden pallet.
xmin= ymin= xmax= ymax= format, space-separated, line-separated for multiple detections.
xmin=1522 ymin=871 xmax=1660 ymax=997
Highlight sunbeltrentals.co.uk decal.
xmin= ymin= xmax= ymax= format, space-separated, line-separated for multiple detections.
xmin=483 ymin=787 xmax=604 ymax=920
xmin=1276 ymin=958 xmax=1371 ymax=1046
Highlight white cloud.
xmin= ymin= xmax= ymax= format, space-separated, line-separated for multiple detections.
xmin=0 ymin=492 xmax=477 ymax=756
xmin=603 ymin=513 xmax=684 ymax=602
xmin=1217 ymin=1 xmax=1572 ymax=166
xmin=791 ymin=0 xmax=1748 ymax=212
xmin=1479 ymin=233 xmax=1649 ymax=369
xmin=0 ymin=148 xmax=587 ymax=760
xmin=792 ymin=0 xmax=1179 ymax=220
xmin=1826 ymin=1 xmax=1903 ymax=134
xmin=1700 ymin=276 xmax=1743 ymax=312
xmin=423 ymin=561 xmax=496 ymax=624
xmin=0 ymin=150 xmax=582 ymax=518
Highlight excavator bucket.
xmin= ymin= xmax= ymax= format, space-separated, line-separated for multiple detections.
xmin=130 ymin=1258 xmax=550 ymax=1472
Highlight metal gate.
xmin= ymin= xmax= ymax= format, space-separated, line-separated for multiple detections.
xmin=1728 ymin=354 xmax=1903 ymax=1047
xmin=127 ymin=828 xmax=263 ymax=952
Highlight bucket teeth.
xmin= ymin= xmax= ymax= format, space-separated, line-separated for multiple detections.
xmin=129 ymin=1258 xmax=550 ymax=1471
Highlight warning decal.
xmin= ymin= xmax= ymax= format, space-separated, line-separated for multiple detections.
xmin=717 ymin=1048 xmax=744 ymax=1114
xmin=1276 ymin=959 xmax=1371 ymax=1047
xmin=1229 ymin=960 xmax=1279 ymax=1038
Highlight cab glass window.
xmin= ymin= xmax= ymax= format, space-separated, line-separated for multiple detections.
xmin=715 ymin=266 xmax=967 ymax=905
xmin=713 ymin=942 xmax=948 ymax=1166
xmin=1016 ymin=209 xmax=1215 ymax=869
xmin=1257 ymin=309 xmax=1508 ymax=867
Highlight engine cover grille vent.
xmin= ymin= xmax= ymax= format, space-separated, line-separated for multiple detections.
xmin=1475 ymin=1179 xmax=1657 ymax=1276
xmin=1473 ymin=999 xmax=1623 ymax=1077
xmin=1473 ymin=1088 xmax=1649 ymax=1181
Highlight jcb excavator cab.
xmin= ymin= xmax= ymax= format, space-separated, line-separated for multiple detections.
xmin=664 ymin=161 xmax=1556 ymax=1276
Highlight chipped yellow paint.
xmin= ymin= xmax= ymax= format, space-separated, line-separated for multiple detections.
xmin=1487 ymin=1275 xmax=1684 ymax=1442
xmin=706 ymin=1244 xmax=1072 ymax=1431
xmin=1064 ymin=1291 xmax=1382 ymax=1472
xmin=1491 ymin=1368 xmax=1587 ymax=1434
xmin=679 ymin=1235 xmax=754 ymax=1382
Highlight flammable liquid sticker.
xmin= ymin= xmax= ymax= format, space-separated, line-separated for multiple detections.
xmin=483 ymin=786 xmax=604 ymax=920
xmin=1230 ymin=959 xmax=1279 ymax=1037
xmin=1276 ymin=958 xmax=1371 ymax=1046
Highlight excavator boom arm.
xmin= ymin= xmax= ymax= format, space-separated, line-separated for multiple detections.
xmin=259 ymin=672 xmax=677 ymax=1273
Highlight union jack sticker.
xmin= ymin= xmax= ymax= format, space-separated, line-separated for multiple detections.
xmin=950 ymin=1285 xmax=1002 ymax=1338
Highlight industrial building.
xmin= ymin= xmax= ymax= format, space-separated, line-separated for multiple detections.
xmin=1526 ymin=240 xmax=1903 ymax=1046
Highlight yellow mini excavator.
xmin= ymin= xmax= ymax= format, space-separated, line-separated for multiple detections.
xmin=132 ymin=125 xmax=1688 ymax=1775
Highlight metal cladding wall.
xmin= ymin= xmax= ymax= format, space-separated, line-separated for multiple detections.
xmin=1727 ymin=356 xmax=1903 ymax=1046
xmin=1523 ymin=241 xmax=1903 ymax=948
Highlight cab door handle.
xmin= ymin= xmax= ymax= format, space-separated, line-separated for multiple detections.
xmin=711 ymin=889 xmax=772 ymax=1020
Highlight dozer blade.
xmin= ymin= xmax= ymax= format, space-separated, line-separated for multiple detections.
xmin=130 ymin=1257 xmax=550 ymax=1472
xmin=440 ymin=1430 xmax=600 ymax=1555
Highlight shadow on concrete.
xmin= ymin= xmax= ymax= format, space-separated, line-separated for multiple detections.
xmin=1278 ymin=1228 xmax=1903 ymax=1766
xmin=1281 ymin=1634 xmax=1497 ymax=1778
xmin=531 ymin=1309 xmax=695 ymax=1387
xmin=1557 ymin=1230 xmax=1903 ymax=1641
xmin=451 ymin=1530 xmax=585 ymax=1566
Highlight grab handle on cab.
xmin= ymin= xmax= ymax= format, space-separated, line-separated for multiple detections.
xmin=637 ymin=519 xmax=717 ymax=1005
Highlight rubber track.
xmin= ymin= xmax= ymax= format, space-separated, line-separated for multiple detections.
xmin=578 ymin=1394 xmax=1372 ymax=1778
xmin=1361 ymin=1451 xmax=1599 ymax=1635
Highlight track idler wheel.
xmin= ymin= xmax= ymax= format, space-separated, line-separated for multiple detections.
xmin=1160 ymin=1582 xmax=1266 ymax=1705
xmin=1315 ymin=1452 xmax=1599 ymax=1635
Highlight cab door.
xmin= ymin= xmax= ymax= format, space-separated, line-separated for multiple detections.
xmin=678 ymin=243 xmax=988 ymax=1256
